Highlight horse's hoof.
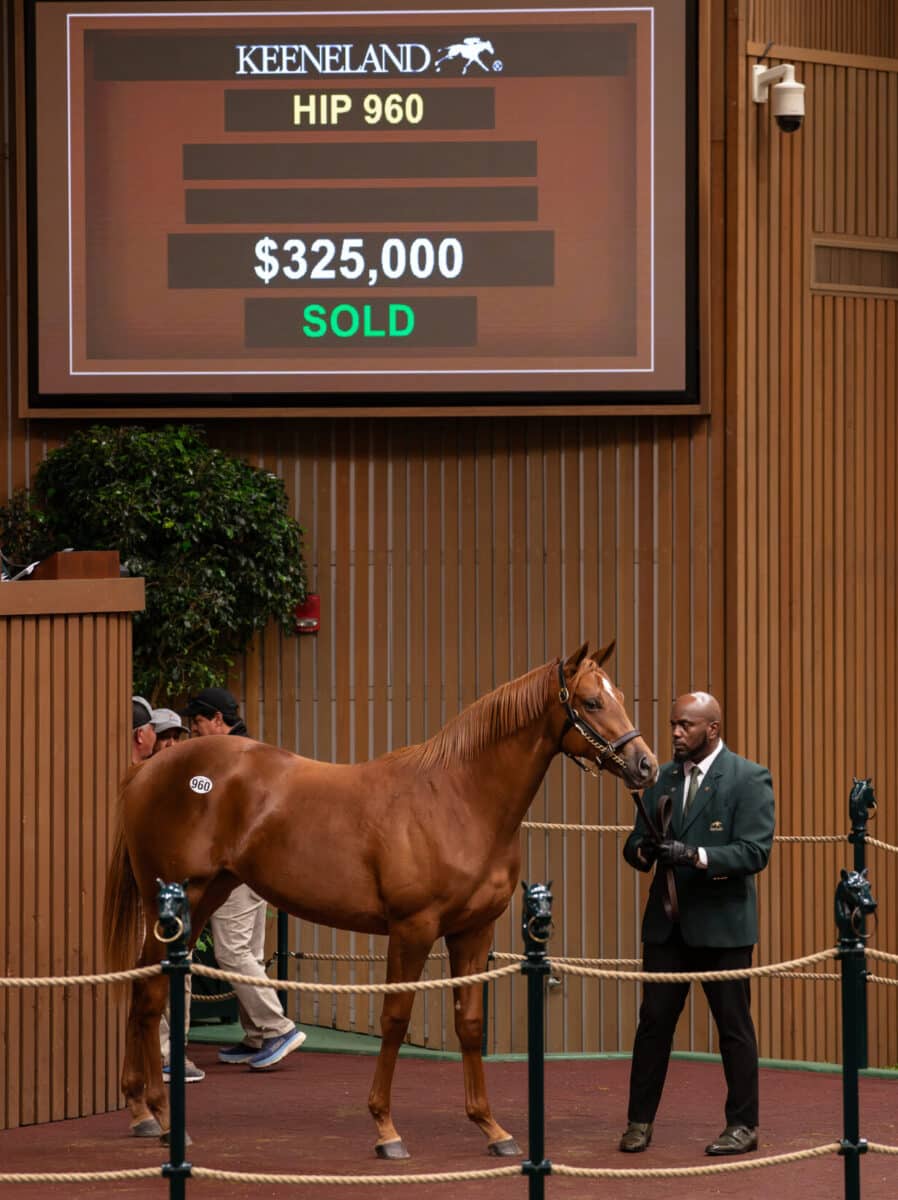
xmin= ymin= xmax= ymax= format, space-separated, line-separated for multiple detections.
xmin=488 ymin=1137 xmax=522 ymax=1157
xmin=375 ymin=1140 xmax=410 ymax=1160
xmin=131 ymin=1118 xmax=163 ymax=1138
xmin=160 ymin=1129 xmax=193 ymax=1148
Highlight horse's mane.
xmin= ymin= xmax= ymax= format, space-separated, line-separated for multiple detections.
xmin=414 ymin=660 xmax=557 ymax=770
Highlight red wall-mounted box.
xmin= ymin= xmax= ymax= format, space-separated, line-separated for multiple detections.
xmin=295 ymin=593 xmax=320 ymax=634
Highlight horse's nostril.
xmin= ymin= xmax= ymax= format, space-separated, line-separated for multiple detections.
xmin=638 ymin=755 xmax=653 ymax=779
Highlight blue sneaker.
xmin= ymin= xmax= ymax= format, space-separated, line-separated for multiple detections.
xmin=218 ymin=1041 xmax=258 ymax=1064
xmin=248 ymin=1028 xmax=307 ymax=1070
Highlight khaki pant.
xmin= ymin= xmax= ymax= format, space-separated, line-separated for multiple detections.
xmin=159 ymin=973 xmax=193 ymax=1064
xmin=209 ymin=883 xmax=294 ymax=1047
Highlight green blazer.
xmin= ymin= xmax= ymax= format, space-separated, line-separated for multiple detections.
xmin=623 ymin=746 xmax=775 ymax=948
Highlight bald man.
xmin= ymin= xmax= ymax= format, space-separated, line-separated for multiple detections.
xmin=619 ymin=692 xmax=775 ymax=1158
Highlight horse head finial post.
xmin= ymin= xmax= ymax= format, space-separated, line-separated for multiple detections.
xmin=848 ymin=778 xmax=876 ymax=872
xmin=155 ymin=879 xmax=192 ymax=1193
xmin=522 ymin=881 xmax=554 ymax=957
xmin=834 ymin=868 xmax=877 ymax=943
xmin=835 ymin=866 xmax=876 ymax=1197
xmin=154 ymin=878 xmax=191 ymax=959
xmin=520 ymin=883 xmax=553 ymax=1199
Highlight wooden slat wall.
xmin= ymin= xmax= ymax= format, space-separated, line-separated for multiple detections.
xmin=0 ymin=610 xmax=132 ymax=1130
xmin=749 ymin=0 xmax=897 ymax=58
xmin=734 ymin=20 xmax=898 ymax=1070
xmin=226 ymin=419 xmax=722 ymax=1056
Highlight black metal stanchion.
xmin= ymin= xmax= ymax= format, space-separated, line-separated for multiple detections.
xmin=847 ymin=778 xmax=876 ymax=1069
xmin=277 ymin=909 xmax=289 ymax=1013
xmin=521 ymin=882 xmax=553 ymax=1200
xmin=158 ymin=881 xmax=193 ymax=1200
xmin=835 ymin=867 xmax=877 ymax=1200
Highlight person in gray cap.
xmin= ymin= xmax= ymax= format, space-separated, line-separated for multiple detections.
xmin=151 ymin=707 xmax=188 ymax=754
xmin=181 ymin=687 xmax=306 ymax=1072
xmin=131 ymin=696 xmax=156 ymax=764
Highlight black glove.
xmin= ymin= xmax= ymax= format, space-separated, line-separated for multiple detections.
xmin=657 ymin=840 xmax=699 ymax=867
xmin=637 ymin=839 xmax=659 ymax=867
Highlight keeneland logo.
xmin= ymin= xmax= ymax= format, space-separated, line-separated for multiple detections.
xmin=234 ymin=36 xmax=502 ymax=76
xmin=434 ymin=37 xmax=497 ymax=74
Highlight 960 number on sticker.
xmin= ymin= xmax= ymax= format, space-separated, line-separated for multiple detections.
xmin=253 ymin=235 xmax=464 ymax=287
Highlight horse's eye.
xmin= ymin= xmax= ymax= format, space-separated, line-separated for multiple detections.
xmin=583 ymin=698 xmax=600 ymax=711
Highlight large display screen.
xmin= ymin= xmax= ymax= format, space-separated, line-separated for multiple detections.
xmin=22 ymin=0 xmax=696 ymax=415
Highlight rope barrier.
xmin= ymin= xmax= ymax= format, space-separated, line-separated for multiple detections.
xmin=866 ymin=836 xmax=898 ymax=854
xmin=868 ymin=974 xmax=898 ymax=987
xmin=552 ymin=947 xmax=840 ymax=984
xmin=191 ymin=1164 xmax=523 ymax=1185
xmin=191 ymin=989 xmax=237 ymax=1002
xmin=520 ymin=822 xmax=853 ymax=843
xmin=191 ymin=960 xmax=521 ymax=995
xmin=0 ymin=1168 xmax=162 ymax=1183
xmin=550 ymin=1142 xmax=842 ymax=1178
xmin=0 ymin=949 xmax=855 ymax=996
xmin=770 ymin=971 xmax=841 ymax=981
xmin=519 ymin=821 xmax=898 ymax=854
xmin=9 ymin=1144 xmax=898 ymax=1188
xmin=522 ymin=822 xmax=631 ymax=832
xmin=867 ymin=948 xmax=898 ymax=965
xmin=190 ymin=957 xmax=843 ymax=1002
xmin=0 ymin=964 xmax=161 ymax=989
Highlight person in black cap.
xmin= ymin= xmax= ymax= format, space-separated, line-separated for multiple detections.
xmin=181 ymin=687 xmax=306 ymax=1072
xmin=182 ymin=686 xmax=248 ymax=738
xmin=131 ymin=696 xmax=156 ymax=764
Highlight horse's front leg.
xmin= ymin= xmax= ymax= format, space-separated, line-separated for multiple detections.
xmin=367 ymin=923 xmax=435 ymax=1159
xmin=446 ymin=923 xmax=521 ymax=1156
xmin=122 ymin=945 xmax=170 ymax=1138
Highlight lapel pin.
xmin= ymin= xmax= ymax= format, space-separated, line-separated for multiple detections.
xmin=709 ymin=820 xmax=723 ymax=832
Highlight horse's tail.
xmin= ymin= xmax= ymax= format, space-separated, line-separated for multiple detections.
xmin=103 ymin=804 xmax=143 ymax=973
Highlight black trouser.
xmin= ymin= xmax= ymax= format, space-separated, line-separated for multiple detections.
xmin=627 ymin=927 xmax=758 ymax=1127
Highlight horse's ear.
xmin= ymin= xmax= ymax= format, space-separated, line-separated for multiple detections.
xmin=591 ymin=639 xmax=616 ymax=667
xmin=563 ymin=642 xmax=590 ymax=674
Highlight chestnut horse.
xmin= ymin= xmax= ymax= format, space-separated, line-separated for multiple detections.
xmin=104 ymin=642 xmax=656 ymax=1157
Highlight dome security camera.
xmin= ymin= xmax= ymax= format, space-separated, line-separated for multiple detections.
xmin=752 ymin=63 xmax=805 ymax=133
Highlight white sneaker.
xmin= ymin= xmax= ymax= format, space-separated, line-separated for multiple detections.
xmin=162 ymin=1058 xmax=205 ymax=1083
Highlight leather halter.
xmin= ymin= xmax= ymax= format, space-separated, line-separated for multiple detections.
xmin=557 ymin=660 xmax=642 ymax=776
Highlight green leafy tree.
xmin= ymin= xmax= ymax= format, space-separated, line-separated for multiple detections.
xmin=0 ymin=425 xmax=306 ymax=702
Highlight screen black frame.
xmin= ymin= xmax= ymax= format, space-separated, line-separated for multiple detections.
xmin=21 ymin=0 xmax=700 ymax=417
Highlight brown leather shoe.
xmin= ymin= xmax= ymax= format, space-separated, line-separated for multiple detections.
xmin=705 ymin=1125 xmax=759 ymax=1156
xmin=619 ymin=1121 xmax=653 ymax=1152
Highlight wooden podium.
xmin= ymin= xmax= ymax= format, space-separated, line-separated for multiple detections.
xmin=29 ymin=549 xmax=121 ymax=581
xmin=0 ymin=567 xmax=144 ymax=1130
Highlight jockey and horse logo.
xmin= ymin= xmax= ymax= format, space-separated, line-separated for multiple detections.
xmin=434 ymin=36 xmax=502 ymax=75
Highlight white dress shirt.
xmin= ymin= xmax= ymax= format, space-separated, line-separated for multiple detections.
xmin=683 ymin=741 xmax=724 ymax=867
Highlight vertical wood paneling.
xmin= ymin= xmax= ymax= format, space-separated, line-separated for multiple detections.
xmin=749 ymin=0 xmax=896 ymax=57
xmin=239 ymin=417 xmax=718 ymax=1060
xmin=735 ymin=37 xmax=898 ymax=1073
xmin=0 ymin=603 xmax=134 ymax=1130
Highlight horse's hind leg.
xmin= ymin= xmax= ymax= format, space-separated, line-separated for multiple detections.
xmin=367 ymin=925 xmax=434 ymax=1159
xmin=446 ymin=924 xmax=521 ymax=1156
xmin=121 ymin=934 xmax=170 ymax=1137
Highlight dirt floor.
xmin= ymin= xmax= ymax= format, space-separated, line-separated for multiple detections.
xmin=1 ymin=1045 xmax=896 ymax=1199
